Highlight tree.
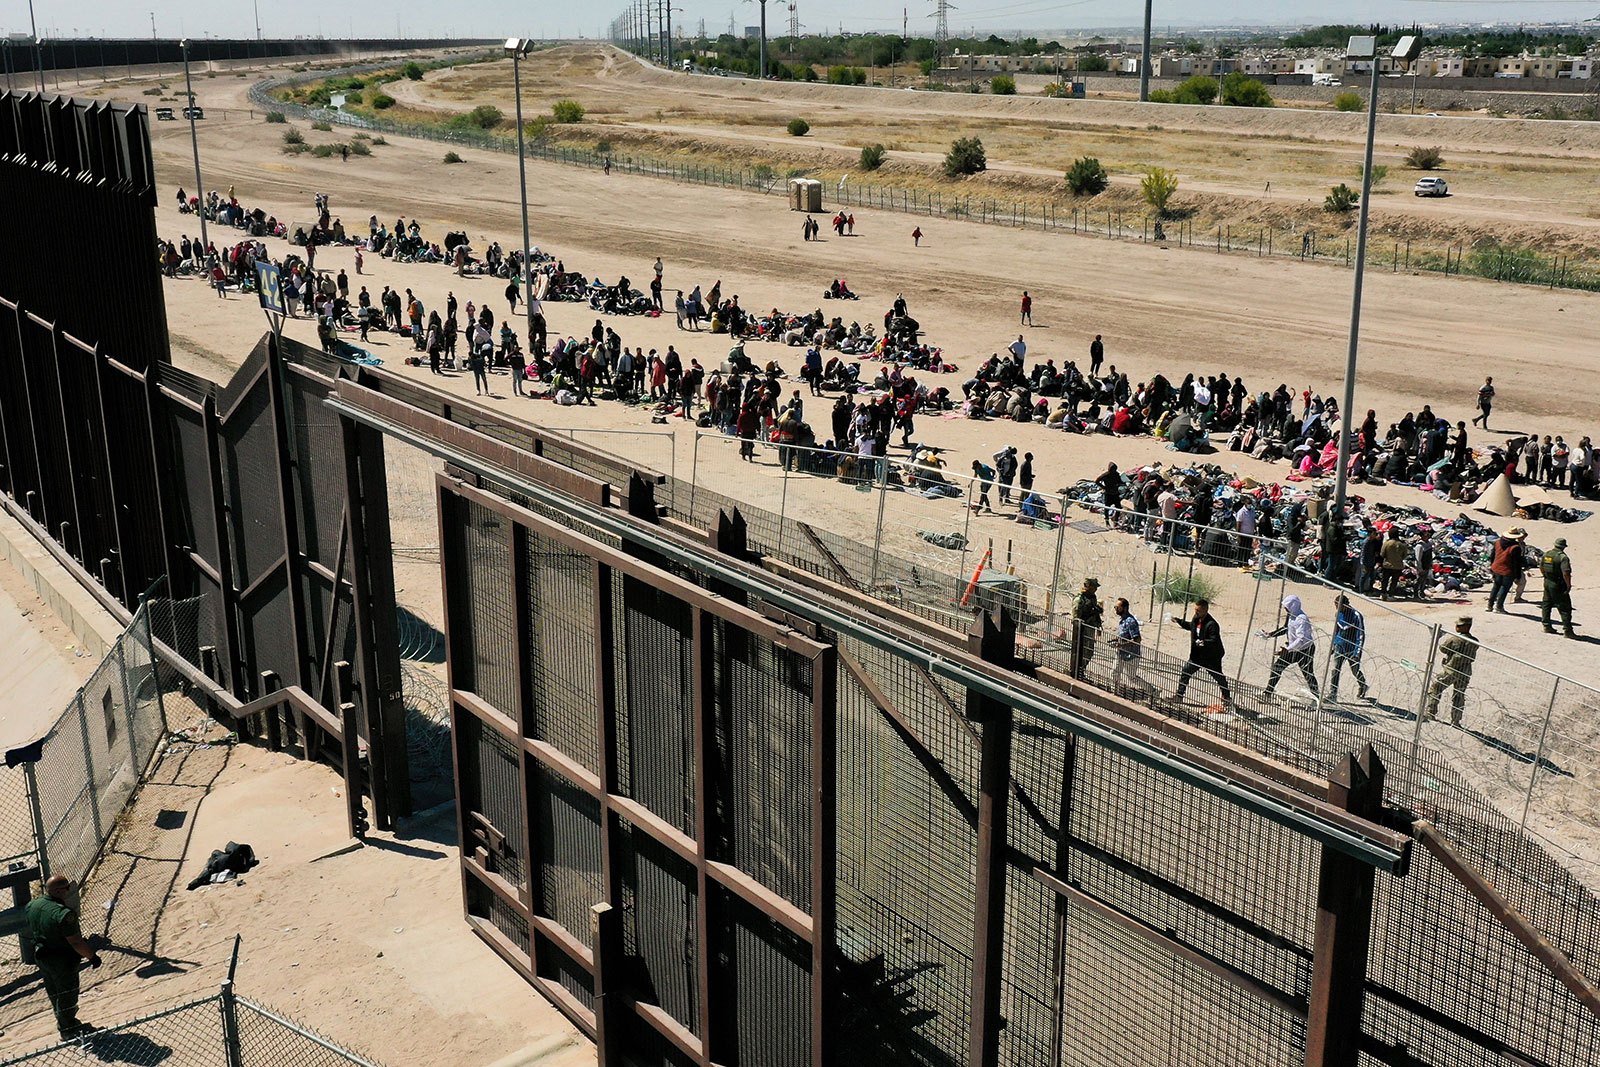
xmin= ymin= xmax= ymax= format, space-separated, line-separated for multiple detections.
xmin=990 ymin=75 xmax=1016 ymax=95
xmin=1172 ymin=76 xmax=1218 ymax=105
xmin=1333 ymin=91 xmax=1364 ymax=112
xmin=944 ymin=136 xmax=987 ymax=177
xmin=371 ymin=93 xmax=396 ymax=110
xmin=1405 ymin=145 xmax=1445 ymax=170
xmin=402 ymin=61 xmax=425 ymax=80
xmin=1325 ymin=183 xmax=1359 ymax=212
xmin=552 ymin=100 xmax=585 ymax=123
xmin=859 ymin=143 xmax=887 ymax=171
xmin=1219 ymin=72 xmax=1274 ymax=107
xmin=1141 ymin=166 xmax=1179 ymax=215
xmin=1065 ymin=156 xmax=1108 ymax=196
xmin=453 ymin=104 xmax=503 ymax=130
xmin=1078 ymin=53 xmax=1109 ymax=72
xmin=787 ymin=117 xmax=811 ymax=136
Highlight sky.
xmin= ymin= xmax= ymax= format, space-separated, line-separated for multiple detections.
xmin=3 ymin=0 xmax=1597 ymax=43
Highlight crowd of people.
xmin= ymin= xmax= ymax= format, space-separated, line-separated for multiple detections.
xmin=162 ymin=185 xmax=1588 ymax=645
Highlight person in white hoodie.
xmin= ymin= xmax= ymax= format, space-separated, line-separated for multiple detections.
xmin=1262 ymin=594 xmax=1319 ymax=699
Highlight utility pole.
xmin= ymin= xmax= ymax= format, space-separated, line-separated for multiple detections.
xmin=254 ymin=0 xmax=262 ymax=40
xmin=28 ymin=0 xmax=45 ymax=93
xmin=1139 ymin=0 xmax=1152 ymax=101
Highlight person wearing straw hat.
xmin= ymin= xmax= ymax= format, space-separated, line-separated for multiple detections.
xmin=1487 ymin=528 xmax=1527 ymax=614
xmin=1541 ymin=538 xmax=1575 ymax=638
xmin=1070 ymin=578 xmax=1103 ymax=681
xmin=1425 ymin=617 xmax=1478 ymax=726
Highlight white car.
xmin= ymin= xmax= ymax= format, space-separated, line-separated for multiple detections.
xmin=1414 ymin=177 xmax=1448 ymax=197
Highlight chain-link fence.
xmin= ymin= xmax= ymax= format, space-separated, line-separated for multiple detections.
xmin=249 ymin=66 xmax=1600 ymax=295
xmin=0 ymin=987 xmax=385 ymax=1067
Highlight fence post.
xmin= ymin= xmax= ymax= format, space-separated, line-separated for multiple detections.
xmin=867 ymin=456 xmax=891 ymax=591
xmin=1041 ymin=496 xmax=1069 ymax=636
xmin=967 ymin=608 xmax=1016 ymax=1067
xmin=22 ymin=760 xmax=49 ymax=882
xmin=74 ymin=695 xmax=105 ymax=853
xmin=1519 ymin=678 xmax=1560 ymax=834
xmin=1304 ymin=747 xmax=1385 ymax=1067
xmin=1402 ymin=623 xmax=1443 ymax=793
xmin=1235 ymin=555 xmax=1267 ymax=685
xmin=591 ymin=903 xmax=625 ymax=1066
xmin=688 ymin=430 xmax=702 ymax=522
xmin=777 ymin=459 xmax=792 ymax=560
xmin=219 ymin=934 xmax=244 ymax=1067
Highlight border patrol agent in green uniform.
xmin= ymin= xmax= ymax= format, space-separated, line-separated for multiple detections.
xmin=25 ymin=875 xmax=101 ymax=1039
xmin=1426 ymin=616 xmax=1478 ymax=727
xmin=1070 ymin=578 xmax=1103 ymax=681
xmin=1541 ymin=537 xmax=1575 ymax=638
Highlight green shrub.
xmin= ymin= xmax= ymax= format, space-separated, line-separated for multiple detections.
xmin=919 ymin=59 xmax=936 ymax=76
xmin=552 ymin=99 xmax=584 ymax=123
xmin=264 ymin=111 xmax=287 ymax=123
xmin=312 ymin=143 xmax=336 ymax=158
xmin=1325 ymin=183 xmax=1359 ymax=212
xmin=344 ymin=90 xmax=362 ymax=106
xmin=372 ymin=93 xmax=396 ymax=109
xmin=282 ymin=128 xmax=305 ymax=145
xmin=403 ymin=61 xmax=424 ymax=80
xmin=943 ymin=136 xmax=986 ymax=177
xmin=371 ymin=136 xmax=388 ymax=146
xmin=1157 ymin=573 xmax=1220 ymax=605
xmin=594 ymin=140 xmax=613 ymax=154
xmin=452 ymin=104 xmax=503 ymax=130
xmin=282 ymin=142 xmax=310 ymax=155
xmin=826 ymin=65 xmax=866 ymax=85
xmin=1333 ymin=91 xmax=1363 ymax=112
xmin=1140 ymin=166 xmax=1179 ymax=215
xmin=311 ymin=120 xmax=333 ymax=131
xmin=1147 ymin=89 xmax=1175 ymax=103
xmin=859 ymin=143 xmax=887 ymax=171
xmin=1077 ymin=54 xmax=1109 ymax=72
xmin=1358 ymin=163 xmax=1389 ymax=188
xmin=787 ymin=117 xmax=810 ymax=137
xmin=1065 ymin=156 xmax=1108 ymax=196
xmin=990 ymin=75 xmax=1016 ymax=95
xmin=524 ymin=118 xmax=550 ymax=140
xmin=1219 ymin=71 xmax=1273 ymax=107
xmin=1406 ymin=145 xmax=1444 ymax=170
xmin=443 ymin=150 xmax=464 ymax=164
xmin=142 ymin=87 xmax=162 ymax=96
xmin=1171 ymin=75 xmax=1218 ymax=105
xmin=347 ymin=139 xmax=371 ymax=156
xmin=752 ymin=163 xmax=775 ymax=181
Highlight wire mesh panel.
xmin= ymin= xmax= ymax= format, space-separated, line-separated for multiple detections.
xmin=619 ymin=576 xmax=697 ymax=838
xmin=620 ymin=819 xmax=701 ymax=1038
xmin=709 ymin=887 xmax=813 ymax=1067
xmin=532 ymin=764 xmax=605 ymax=950
xmin=441 ymin=492 xmax=518 ymax=722
xmin=456 ymin=714 xmax=526 ymax=893
xmin=521 ymin=526 xmax=601 ymax=774
xmin=235 ymin=998 xmax=387 ymax=1067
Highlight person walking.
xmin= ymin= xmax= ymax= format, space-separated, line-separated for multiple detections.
xmin=26 ymin=875 xmax=101 ymax=1040
xmin=911 ymin=226 xmax=922 ymax=247
xmin=1019 ymin=452 xmax=1034 ymax=500
xmin=1541 ymin=537 xmax=1575 ymax=637
xmin=1486 ymin=528 xmax=1526 ymax=613
xmin=1471 ymin=376 xmax=1495 ymax=429
xmin=1413 ymin=536 xmax=1434 ymax=601
xmin=971 ymin=459 xmax=996 ymax=512
xmin=994 ymin=447 xmax=1018 ymax=505
xmin=1089 ymin=334 xmax=1104 ymax=376
xmin=1020 ymin=290 xmax=1032 ymax=326
xmin=1111 ymin=598 xmax=1150 ymax=695
xmin=1172 ymin=599 xmax=1233 ymax=710
xmin=1262 ymin=594 xmax=1319 ymax=700
xmin=1425 ymin=617 xmax=1478 ymax=725
xmin=1069 ymin=578 xmax=1103 ymax=681
xmin=1328 ymin=594 xmax=1370 ymax=702
xmin=1379 ymin=527 xmax=1407 ymax=600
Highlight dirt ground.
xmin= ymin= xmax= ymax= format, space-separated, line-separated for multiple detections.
xmin=370 ymin=46 xmax=1600 ymax=254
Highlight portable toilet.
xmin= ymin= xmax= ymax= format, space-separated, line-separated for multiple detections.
xmin=789 ymin=178 xmax=822 ymax=212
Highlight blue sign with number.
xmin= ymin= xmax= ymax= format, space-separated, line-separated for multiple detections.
xmin=256 ymin=261 xmax=284 ymax=314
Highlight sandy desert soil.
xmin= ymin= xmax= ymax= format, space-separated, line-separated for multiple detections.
xmin=365 ymin=45 xmax=1600 ymax=254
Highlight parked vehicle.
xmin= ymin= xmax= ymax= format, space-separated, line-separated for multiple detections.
xmin=182 ymin=105 xmax=205 ymax=120
xmin=154 ymin=107 xmax=175 ymax=121
xmin=1413 ymin=177 xmax=1449 ymax=197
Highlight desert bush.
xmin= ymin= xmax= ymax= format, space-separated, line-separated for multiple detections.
xmin=452 ymin=104 xmax=503 ymax=130
xmin=347 ymin=140 xmax=371 ymax=156
xmin=311 ymin=120 xmax=333 ymax=131
xmin=1065 ymin=156 xmax=1108 ymax=196
xmin=859 ymin=143 xmax=887 ymax=171
xmin=1333 ymin=91 xmax=1363 ymax=112
xmin=787 ymin=117 xmax=810 ymax=137
xmin=990 ymin=75 xmax=1016 ymax=95
xmin=552 ymin=99 xmax=584 ymax=123
xmin=1325 ymin=183 xmax=1359 ymax=212
xmin=264 ymin=111 xmax=286 ymax=123
xmin=594 ymin=140 xmax=612 ymax=154
xmin=943 ymin=136 xmax=986 ymax=177
xmin=826 ymin=65 xmax=867 ymax=85
xmin=282 ymin=142 xmax=309 ymax=155
xmin=752 ymin=163 xmax=775 ymax=181
xmin=1147 ymin=89 xmax=1175 ymax=103
xmin=1220 ymin=72 xmax=1273 ymax=107
xmin=1171 ymin=75 xmax=1218 ymax=105
xmin=142 ymin=87 xmax=162 ymax=96
xmin=372 ymin=136 xmax=388 ymax=146
xmin=282 ymin=128 xmax=305 ymax=145
xmin=524 ymin=118 xmax=550 ymax=140
xmin=372 ymin=93 xmax=396 ymax=109
xmin=312 ymin=144 xmax=336 ymax=158
xmin=1078 ymin=54 xmax=1109 ymax=72
xmin=443 ymin=150 xmax=464 ymax=164
xmin=1157 ymin=573 xmax=1220 ymax=605
xmin=1140 ymin=166 xmax=1179 ymax=215
xmin=1358 ymin=163 xmax=1389 ymax=187
xmin=1405 ymin=145 xmax=1444 ymax=169
xmin=402 ymin=61 xmax=424 ymax=80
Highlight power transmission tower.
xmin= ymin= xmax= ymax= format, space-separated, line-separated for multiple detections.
xmin=788 ymin=1 xmax=799 ymax=51
xmin=697 ymin=17 xmax=706 ymax=38
xmin=931 ymin=0 xmax=953 ymax=59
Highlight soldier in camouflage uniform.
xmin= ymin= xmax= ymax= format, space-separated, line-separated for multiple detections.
xmin=1070 ymin=578 xmax=1103 ymax=681
xmin=1425 ymin=616 xmax=1478 ymax=727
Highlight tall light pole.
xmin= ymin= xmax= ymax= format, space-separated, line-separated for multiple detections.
xmin=254 ymin=0 xmax=263 ymax=41
xmin=180 ymin=39 xmax=208 ymax=252
xmin=506 ymin=38 xmax=534 ymax=326
xmin=1332 ymin=34 xmax=1421 ymax=524
xmin=27 ymin=0 xmax=45 ymax=92
xmin=1138 ymin=0 xmax=1152 ymax=101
